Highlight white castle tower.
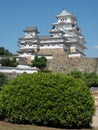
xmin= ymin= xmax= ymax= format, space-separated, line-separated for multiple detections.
xmin=18 ymin=9 xmax=86 ymax=61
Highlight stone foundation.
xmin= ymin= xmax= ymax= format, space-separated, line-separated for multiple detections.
xmin=49 ymin=57 xmax=98 ymax=74
xmin=38 ymin=48 xmax=67 ymax=56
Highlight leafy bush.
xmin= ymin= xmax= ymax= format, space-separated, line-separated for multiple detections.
xmin=68 ymin=70 xmax=98 ymax=88
xmin=0 ymin=57 xmax=18 ymax=67
xmin=0 ymin=72 xmax=95 ymax=128
xmin=67 ymin=70 xmax=82 ymax=79
xmin=0 ymin=72 xmax=7 ymax=90
xmin=82 ymin=72 xmax=98 ymax=88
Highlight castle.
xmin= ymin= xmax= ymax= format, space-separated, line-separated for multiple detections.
xmin=1 ymin=9 xmax=98 ymax=77
xmin=18 ymin=9 xmax=86 ymax=62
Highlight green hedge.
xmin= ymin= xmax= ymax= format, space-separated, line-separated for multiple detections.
xmin=0 ymin=72 xmax=95 ymax=128
xmin=0 ymin=72 xmax=7 ymax=90
xmin=67 ymin=70 xmax=98 ymax=88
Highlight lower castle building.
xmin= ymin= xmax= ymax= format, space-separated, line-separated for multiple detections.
xmin=18 ymin=9 xmax=86 ymax=61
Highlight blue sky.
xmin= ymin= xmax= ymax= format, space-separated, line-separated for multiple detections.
xmin=0 ymin=0 xmax=98 ymax=57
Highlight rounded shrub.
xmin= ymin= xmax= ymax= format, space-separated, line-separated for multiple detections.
xmin=0 ymin=72 xmax=7 ymax=90
xmin=0 ymin=72 xmax=95 ymax=128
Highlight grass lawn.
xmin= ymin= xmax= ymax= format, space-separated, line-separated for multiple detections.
xmin=0 ymin=121 xmax=98 ymax=130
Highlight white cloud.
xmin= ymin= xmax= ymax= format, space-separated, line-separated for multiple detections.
xmin=94 ymin=46 xmax=98 ymax=49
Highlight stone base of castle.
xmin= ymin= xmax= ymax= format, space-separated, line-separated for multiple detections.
xmin=37 ymin=48 xmax=67 ymax=56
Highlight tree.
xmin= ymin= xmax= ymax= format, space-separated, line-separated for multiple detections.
xmin=31 ymin=56 xmax=47 ymax=70
xmin=0 ymin=72 xmax=95 ymax=128
xmin=0 ymin=47 xmax=5 ymax=55
xmin=4 ymin=49 xmax=13 ymax=56
xmin=0 ymin=47 xmax=13 ymax=56
xmin=0 ymin=57 xmax=18 ymax=67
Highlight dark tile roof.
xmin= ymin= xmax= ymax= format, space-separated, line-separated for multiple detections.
xmin=23 ymin=27 xmax=39 ymax=33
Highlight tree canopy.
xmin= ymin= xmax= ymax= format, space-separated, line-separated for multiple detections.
xmin=31 ymin=56 xmax=47 ymax=70
xmin=0 ymin=47 xmax=13 ymax=56
xmin=0 ymin=57 xmax=18 ymax=67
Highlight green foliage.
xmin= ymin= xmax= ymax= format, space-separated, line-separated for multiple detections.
xmin=68 ymin=70 xmax=98 ymax=88
xmin=0 ymin=72 xmax=7 ymax=90
xmin=0 ymin=72 xmax=95 ymax=128
xmin=32 ymin=56 xmax=47 ymax=70
xmin=0 ymin=47 xmax=13 ymax=56
xmin=67 ymin=70 xmax=82 ymax=79
xmin=0 ymin=57 xmax=18 ymax=67
xmin=82 ymin=72 xmax=98 ymax=87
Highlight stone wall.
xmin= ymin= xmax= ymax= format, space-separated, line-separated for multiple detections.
xmin=38 ymin=48 xmax=67 ymax=55
xmin=48 ymin=56 xmax=98 ymax=74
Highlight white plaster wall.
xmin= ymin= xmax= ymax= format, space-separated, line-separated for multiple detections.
xmin=40 ymin=39 xmax=64 ymax=43
xmin=57 ymin=16 xmax=74 ymax=23
xmin=68 ymin=53 xmax=83 ymax=58
xmin=38 ymin=55 xmax=53 ymax=59
xmin=40 ymin=43 xmax=64 ymax=49
xmin=19 ymin=53 xmax=30 ymax=57
xmin=0 ymin=66 xmax=38 ymax=74
xmin=70 ymin=44 xmax=84 ymax=53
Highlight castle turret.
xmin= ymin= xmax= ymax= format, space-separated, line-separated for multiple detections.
xmin=18 ymin=26 xmax=39 ymax=59
xmin=50 ymin=9 xmax=86 ymax=57
xmin=23 ymin=27 xmax=39 ymax=37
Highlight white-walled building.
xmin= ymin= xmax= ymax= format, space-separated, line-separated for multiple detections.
xmin=18 ymin=9 xmax=86 ymax=61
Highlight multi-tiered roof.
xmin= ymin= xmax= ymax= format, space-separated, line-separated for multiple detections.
xmin=50 ymin=9 xmax=86 ymax=50
xmin=18 ymin=9 xmax=86 ymax=59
